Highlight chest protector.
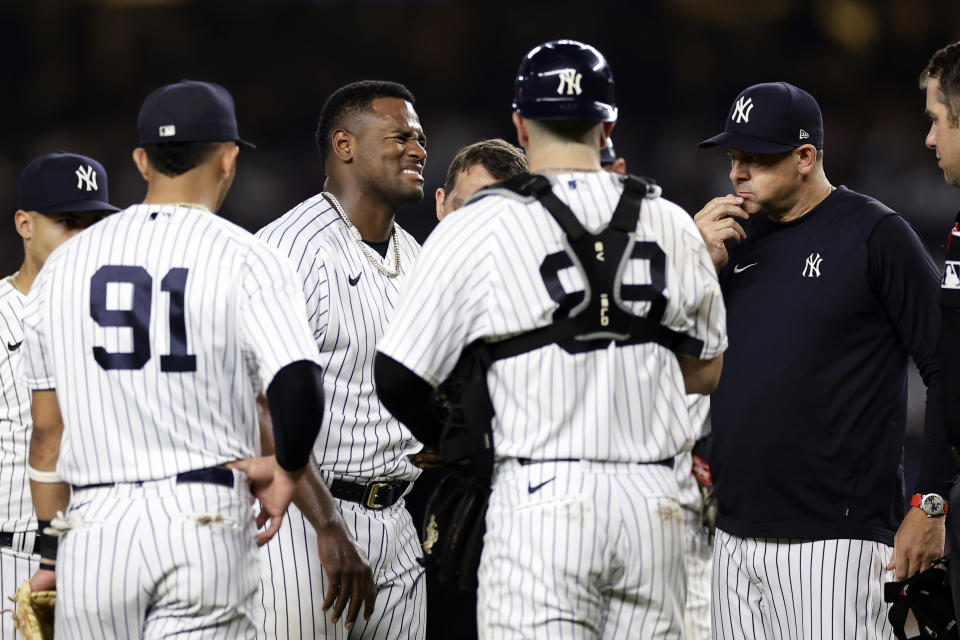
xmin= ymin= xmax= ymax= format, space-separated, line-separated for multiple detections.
xmin=486 ymin=172 xmax=704 ymax=360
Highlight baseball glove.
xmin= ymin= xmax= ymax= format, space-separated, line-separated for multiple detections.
xmin=10 ymin=580 xmax=55 ymax=640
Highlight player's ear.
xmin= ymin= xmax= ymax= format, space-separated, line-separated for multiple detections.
xmin=331 ymin=129 xmax=354 ymax=163
xmin=435 ymin=188 xmax=446 ymax=221
xmin=14 ymin=210 xmax=32 ymax=241
xmin=796 ymin=144 xmax=817 ymax=176
xmin=219 ymin=142 xmax=240 ymax=178
xmin=512 ymin=113 xmax=530 ymax=149
xmin=132 ymin=148 xmax=151 ymax=182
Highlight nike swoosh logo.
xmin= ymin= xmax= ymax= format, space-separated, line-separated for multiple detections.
xmin=348 ymin=273 xmax=362 ymax=286
xmin=733 ymin=263 xmax=758 ymax=273
xmin=527 ymin=477 xmax=555 ymax=494
xmin=7 ymin=341 xmax=21 ymax=352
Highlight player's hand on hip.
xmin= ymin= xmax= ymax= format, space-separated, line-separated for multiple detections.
xmin=317 ymin=522 xmax=377 ymax=629
xmin=887 ymin=506 xmax=946 ymax=579
xmin=29 ymin=568 xmax=56 ymax=592
xmin=227 ymin=456 xmax=298 ymax=546
xmin=694 ymin=195 xmax=748 ymax=272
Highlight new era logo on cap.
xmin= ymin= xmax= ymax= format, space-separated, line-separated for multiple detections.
xmin=699 ymin=82 xmax=824 ymax=155
xmin=159 ymin=125 xmax=176 ymax=137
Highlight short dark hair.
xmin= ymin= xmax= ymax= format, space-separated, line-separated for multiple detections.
xmin=921 ymin=42 xmax=960 ymax=126
xmin=143 ymin=141 xmax=221 ymax=177
xmin=535 ymin=119 xmax=601 ymax=142
xmin=443 ymin=139 xmax=528 ymax=194
xmin=315 ymin=80 xmax=416 ymax=163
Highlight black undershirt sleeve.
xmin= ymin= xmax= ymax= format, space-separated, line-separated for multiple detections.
xmin=374 ymin=353 xmax=443 ymax=446
xmin=868 ymin=215 xmax=959 ymax=496
xmin=265 ymin=360 xmax=325 ymax=472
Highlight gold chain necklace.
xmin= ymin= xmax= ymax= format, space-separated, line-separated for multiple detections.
xmin=9 ymin=271 xmax=22 ymax=295
xmin=169 ymin=202 xmax=211 ymax=212
xmin=322 ymin=192 xmax=401 ymax=278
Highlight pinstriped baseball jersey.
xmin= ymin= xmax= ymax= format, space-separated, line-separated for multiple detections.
xmin=379 ymin=171 xmax=727 ymax=462
xmin=20 ymin=203 xmax=321 ymax=485
xmin=256 ymin=194 xmax=422 ymax=483
xmin=0 ymin=278 xmax=35 ymax=533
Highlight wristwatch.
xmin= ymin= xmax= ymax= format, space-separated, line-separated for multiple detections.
xmin=910 ymin=493 xmax=949 ymax=517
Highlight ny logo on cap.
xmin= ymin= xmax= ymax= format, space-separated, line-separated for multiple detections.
xmin=732 ymin=96 xmax=755 ymax=124
xmin=557 ymin=70 xmax=583 ymax=96
xmin=75 ymin=165 xmax=98 ymax=192
xmin=159 ymin=125 xmax=176 ymax=137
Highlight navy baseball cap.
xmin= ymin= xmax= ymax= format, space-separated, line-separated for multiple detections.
xmin=17 ymin=152 xmax=120 ymax=215
xmin=698 ymin=82 xmax=824 ymax=155
xmin=137 ymin=80 xmax=255 ymax=149
xmin=600 ymin=136 xmax=617 ymax=164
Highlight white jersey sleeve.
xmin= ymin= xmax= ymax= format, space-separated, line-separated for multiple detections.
xmin=21 ymin=259 xmax=56 ymax=391
xmin=237 ymin=242 xmax=323 ymax=387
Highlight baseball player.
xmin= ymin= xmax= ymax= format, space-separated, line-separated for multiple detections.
xmin=375 ymin=39 xmax=727 ymax=639
xmin=255 ymin=80 xmax=428 ymax=639
xmin=0 ymin=151 xmax=118 ymax=638
xmin=696 ymin=81 xmax=958 ymax=639
xmin=435 ymin=139 xmax=527 ymax=220
xmin=919 ymin=40 xmax=960 ymax=621
xmin=601 ymin=136 xmax=714 ymax=640
xmin=22 ymin=79 xmax=327 ymax=638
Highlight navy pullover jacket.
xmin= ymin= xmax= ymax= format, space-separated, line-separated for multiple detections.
xmin=710 ymin=186 xmax=957 ymax=545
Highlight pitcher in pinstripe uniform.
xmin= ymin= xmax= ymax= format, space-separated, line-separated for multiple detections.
xmin=256 ymin=80 xmax=429 ymax=639
xmin=376 ymin=40 xmax=728 ymax=639
xmin=0 ymin=152 xmax=118 ymax=639
xmin=22 ymin=80 xmax=328 ymax=639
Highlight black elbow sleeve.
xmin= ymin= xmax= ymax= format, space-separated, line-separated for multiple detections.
xmin=374 ymin=352 xmax=443 ymax=445
xmin=266 ymin=360 xmax=324 ymax=472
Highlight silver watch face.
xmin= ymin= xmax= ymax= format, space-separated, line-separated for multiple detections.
xmin=922 ymin=494 xmax=945 ymax=515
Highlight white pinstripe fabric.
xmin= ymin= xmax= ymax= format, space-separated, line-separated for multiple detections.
xmin=20 ymin=204 xmax=321 ymax=485
xmin=0 ymin=277 xmax=41 ymax=640
xmin=712 ymin=529 xmax=894 ymax=640
xmin=478 ymin=460 xmax=686 ymax=639
xmin=255 ymin=499 xmax=426 ymax=639
xmin=256 ymin=195 xmax=423 ymax=483
xmin=55 ymin=475 xmax=259 ymax=638
xmin=0 ymin=278 xmax=35 ymax=535
xmin=379 ymin=171 xmax=727 ymax=464
xmin=256 ymin=194 xmax=426 ymax=639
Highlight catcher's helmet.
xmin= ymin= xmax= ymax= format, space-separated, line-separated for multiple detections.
xmin=512 ymin=40 xmax=617 ymax=122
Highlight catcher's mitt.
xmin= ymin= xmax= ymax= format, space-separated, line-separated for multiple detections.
xmin=11 ymin=580 xmax=55 ymax=640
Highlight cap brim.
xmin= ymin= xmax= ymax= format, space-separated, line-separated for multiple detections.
xmin=238 ymin=138 xmax=256 ymax=150
xmin=37 ymin=200 xmax=121 ymax=214
xmin=697 ymin=131 xmax=796 ymax=155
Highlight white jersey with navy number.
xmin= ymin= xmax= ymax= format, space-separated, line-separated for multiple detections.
xmin=20 ymin=204 xmax=321 ymax=486
xmin=0 ymin=278 xmax=34 ymax=533
xmin=380 ymin=171 xmax=727 ymax=463
xmin=256 ymin=193 xmax=422 ymax=483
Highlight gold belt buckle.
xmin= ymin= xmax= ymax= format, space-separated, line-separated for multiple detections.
xmin=365 ymin=482 xmax=392 ymax=509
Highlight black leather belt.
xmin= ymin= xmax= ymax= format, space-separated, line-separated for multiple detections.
xmin=0 ymin=532 xmax=40 ymax=555
xmin=517 ymin=457 xmax=675 ymax=469
xmin=75 ymin=466 xmax=235 ymax=491
xmin=329 ymin=479 xmax=410 ymax=510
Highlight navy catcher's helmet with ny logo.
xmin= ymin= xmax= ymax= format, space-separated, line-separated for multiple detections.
xmin=512 ymin=39 xmax=617 ymax=122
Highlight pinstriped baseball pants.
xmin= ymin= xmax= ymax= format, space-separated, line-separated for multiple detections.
xmin=54 ymin=475 xmax=260 ymax=639
xmin=712 ymin=530 xmax=894 ymax=639
xmin=478 ymin=459 xmax=686 ymax=639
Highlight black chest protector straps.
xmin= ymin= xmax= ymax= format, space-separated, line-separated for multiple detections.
xmin=487 ymin=173 xmax=704 ymax=361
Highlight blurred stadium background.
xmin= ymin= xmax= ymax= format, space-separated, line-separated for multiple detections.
xmin=2 ymin=1 xmax=957 ymax=637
